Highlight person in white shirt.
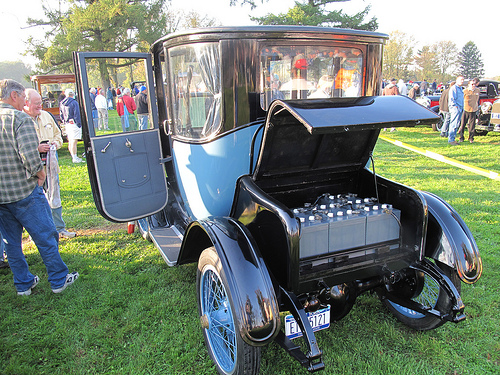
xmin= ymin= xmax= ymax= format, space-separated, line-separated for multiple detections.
xmin=95 ymin=89 xmax=109 ymax=130
xmin=397 ymin=79 xmax=408 ymax=96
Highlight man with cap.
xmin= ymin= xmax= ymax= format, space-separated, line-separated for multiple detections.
xmin=382 ymin=78 xmax=400 ymax=96
xmin=135 ymin=85 xmax=150 ymax=130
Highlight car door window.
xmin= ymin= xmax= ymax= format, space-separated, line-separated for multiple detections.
xmin=167 ymin=42 xmax=222 ymax=140
xmin=79 ymin=57 xmax=154 ymax=137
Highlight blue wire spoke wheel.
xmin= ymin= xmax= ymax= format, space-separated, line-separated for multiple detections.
xmin=383 ymin=262 xmax=461 ymax=331
xmin=197 ymin=247 xmax=260 ymax=375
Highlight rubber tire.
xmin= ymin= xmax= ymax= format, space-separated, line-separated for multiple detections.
xmin=431 ymin=112 xmax=444 ymax=132
xmin=383 ymin=261 xmax=461 ymax=331
xmin=197 ymin=247 xmax=261 ymax=375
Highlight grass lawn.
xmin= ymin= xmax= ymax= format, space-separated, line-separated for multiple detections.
xmin=1 ymin=125 xmax=499 ymax=374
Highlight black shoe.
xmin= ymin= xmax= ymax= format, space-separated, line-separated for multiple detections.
xmin=0 ymin=260 xmax=10 ymax=269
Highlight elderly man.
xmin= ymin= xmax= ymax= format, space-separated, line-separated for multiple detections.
xmin=0 ymin=79 xmax=78 ymax=295
xmin=24 ymin=89 xmax=77 ymax=239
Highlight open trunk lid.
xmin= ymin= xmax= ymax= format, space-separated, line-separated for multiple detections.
xmin=253 ymin=96 xmax=439 ymax=183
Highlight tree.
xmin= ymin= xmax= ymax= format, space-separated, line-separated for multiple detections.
xmin=250 ymin=0 xmax=378 ymax=31
xmin=0 ymin=61 xmax=33 ymax=87
xmin=431 ymin=41 xmax=458 ymax=83
xmin=414 ymin=45 xmax=438 ymax=81
xmin=26 ymin=0 xmax=171 ymax=86
xmin=382 ymin=31 xmax=415 ymax=81
xmin=457 ymin=41 xmax=484 ymax=79
xmin=181 ymin=10 xmax=220 ymax=29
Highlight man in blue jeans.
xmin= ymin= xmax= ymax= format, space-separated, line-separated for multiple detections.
xmin=447 ymin=76 xmax=465 ymax=146
xmin=0 ymin=79 xmax=78 ymax=295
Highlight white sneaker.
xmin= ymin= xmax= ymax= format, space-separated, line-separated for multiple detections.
xmin=52 ymin=272 xmax=79 ymax=293
xmin=59 ymin=230 xmax=77 ymax=238
xmin=72 ymin=156 xmax=83 ymax=163
xmin=17 ymin=275 xmax=39 ymax=296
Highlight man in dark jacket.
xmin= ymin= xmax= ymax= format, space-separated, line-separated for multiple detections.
xmin=135 ymin=86 xmax=150 ymax=130
xmin=438 ymin=82 xmax=454 ymax=137
xmin=60 ymin=89 xmax=83 ymax=163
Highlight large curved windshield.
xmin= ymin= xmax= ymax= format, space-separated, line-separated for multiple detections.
xmin=168 ymin=42 xmax=222 ymax=140
xmin=260 ymin=45 xmax=364 ymax=109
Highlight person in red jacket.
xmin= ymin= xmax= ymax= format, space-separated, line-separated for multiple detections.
xmin=116 ymin=88 xmax=137 ymax=132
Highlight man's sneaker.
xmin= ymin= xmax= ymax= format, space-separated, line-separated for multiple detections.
xmin=0 ymin=260 xmax=10 ymax=269
xmin=17 ymin=275 xmax=39 ymax=296
xmin=52 ymin=272 xmax=79 ymax=294
xmin=72 ymin=156 xmax=83 ymax=163
xmin=59 ymin=230 xmax=77 ymax=239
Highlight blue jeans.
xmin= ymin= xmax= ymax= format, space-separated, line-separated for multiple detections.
xmin=440 ymin=111 xmax=450 ymax=135
xmin=52 ymin=206 xmax=66 ymax=233
xmin=0 ymin=186 xmax=68 ymax=292
xmin=138 ymin=114 xmax=149 ymax=130
xmin=448 ymin=107 xmax=463 ymax=142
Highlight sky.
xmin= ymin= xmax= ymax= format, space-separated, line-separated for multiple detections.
xmin=2 ymin=0 xmax=499 ymax=77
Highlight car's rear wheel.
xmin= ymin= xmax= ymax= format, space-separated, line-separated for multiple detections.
xmin=431 ymin=112 xmax=444 ymax=132
xmin=383 ymin=261 xmax=461 ymax=331
xmin=197 ymin=247 xmax=261 ymax=375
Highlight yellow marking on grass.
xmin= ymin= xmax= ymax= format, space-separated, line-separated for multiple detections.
xmin=379 ymin=136 xmax=500 ymax=181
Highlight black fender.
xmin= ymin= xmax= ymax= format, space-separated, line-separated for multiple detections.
xmin=178 ymin=216 xmax=281 ymax=346
xmin=421 ymin=191 xmax=482 ymax=284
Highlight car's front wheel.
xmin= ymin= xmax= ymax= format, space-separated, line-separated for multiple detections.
xmin=382 ymin=261 xmax=461 ymax=331
xmin=197 ymin=247 xmax=261 ymax=375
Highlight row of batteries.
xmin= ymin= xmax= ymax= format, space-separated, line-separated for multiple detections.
xmin=293 ymin=194 xmax=401 ymax=259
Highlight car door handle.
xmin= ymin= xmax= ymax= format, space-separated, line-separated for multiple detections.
xmin=101 ymin=141 xmax=111 ymax=153
xmin=125 ymin=138 xmax=134 ymax=153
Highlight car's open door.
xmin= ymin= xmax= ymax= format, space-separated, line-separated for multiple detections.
xmin=73 ymin=52 xmax=168 ymax=222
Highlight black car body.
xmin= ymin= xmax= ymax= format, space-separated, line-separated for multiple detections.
xmin=73 ymin=26 xmax=482 ymax=374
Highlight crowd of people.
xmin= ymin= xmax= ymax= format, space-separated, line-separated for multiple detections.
xmin=383 ymin=76 xmax=481 ymax=145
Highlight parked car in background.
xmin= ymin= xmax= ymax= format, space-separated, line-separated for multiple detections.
xmin=31 ymin=73 xmax=76 ymax=123
xmin=31 ymin=73 xmax=76 ymax=140
xmin=428 ymin=79 xmax=500 ymax=133
xmin=73 ymin=26 xmax=482 ymax=375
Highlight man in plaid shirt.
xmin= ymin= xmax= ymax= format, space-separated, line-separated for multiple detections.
xmin=0 ymin=79 xmax=78 ymax=295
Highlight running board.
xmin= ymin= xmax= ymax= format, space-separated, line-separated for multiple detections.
xmin=150 ymin=226 xmax=183 ymax=266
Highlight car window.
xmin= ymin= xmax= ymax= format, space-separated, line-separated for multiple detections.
xmin=260 ymin=45 xmax=363 ymax=109
xmin=79 ymin=57 xmax=153 ymax=137
xmin=167 ymin=42 xmax=222 ymax=140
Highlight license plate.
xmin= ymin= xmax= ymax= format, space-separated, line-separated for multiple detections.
xmin=285 ymin=305 xmax=330 ymax=339
xmin=491 ymin=113 xmax=500 ymax=119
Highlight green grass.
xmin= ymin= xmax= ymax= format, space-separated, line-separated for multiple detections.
xmin=1 ymin=126 xmax=499 ymax=374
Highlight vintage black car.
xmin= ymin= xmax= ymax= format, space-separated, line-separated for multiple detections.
xmin=73 ymin=26 xmax=482 ymax=374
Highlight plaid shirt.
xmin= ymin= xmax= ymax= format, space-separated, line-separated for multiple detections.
xmin=0 ymin=102 xmax=43 ymax=203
